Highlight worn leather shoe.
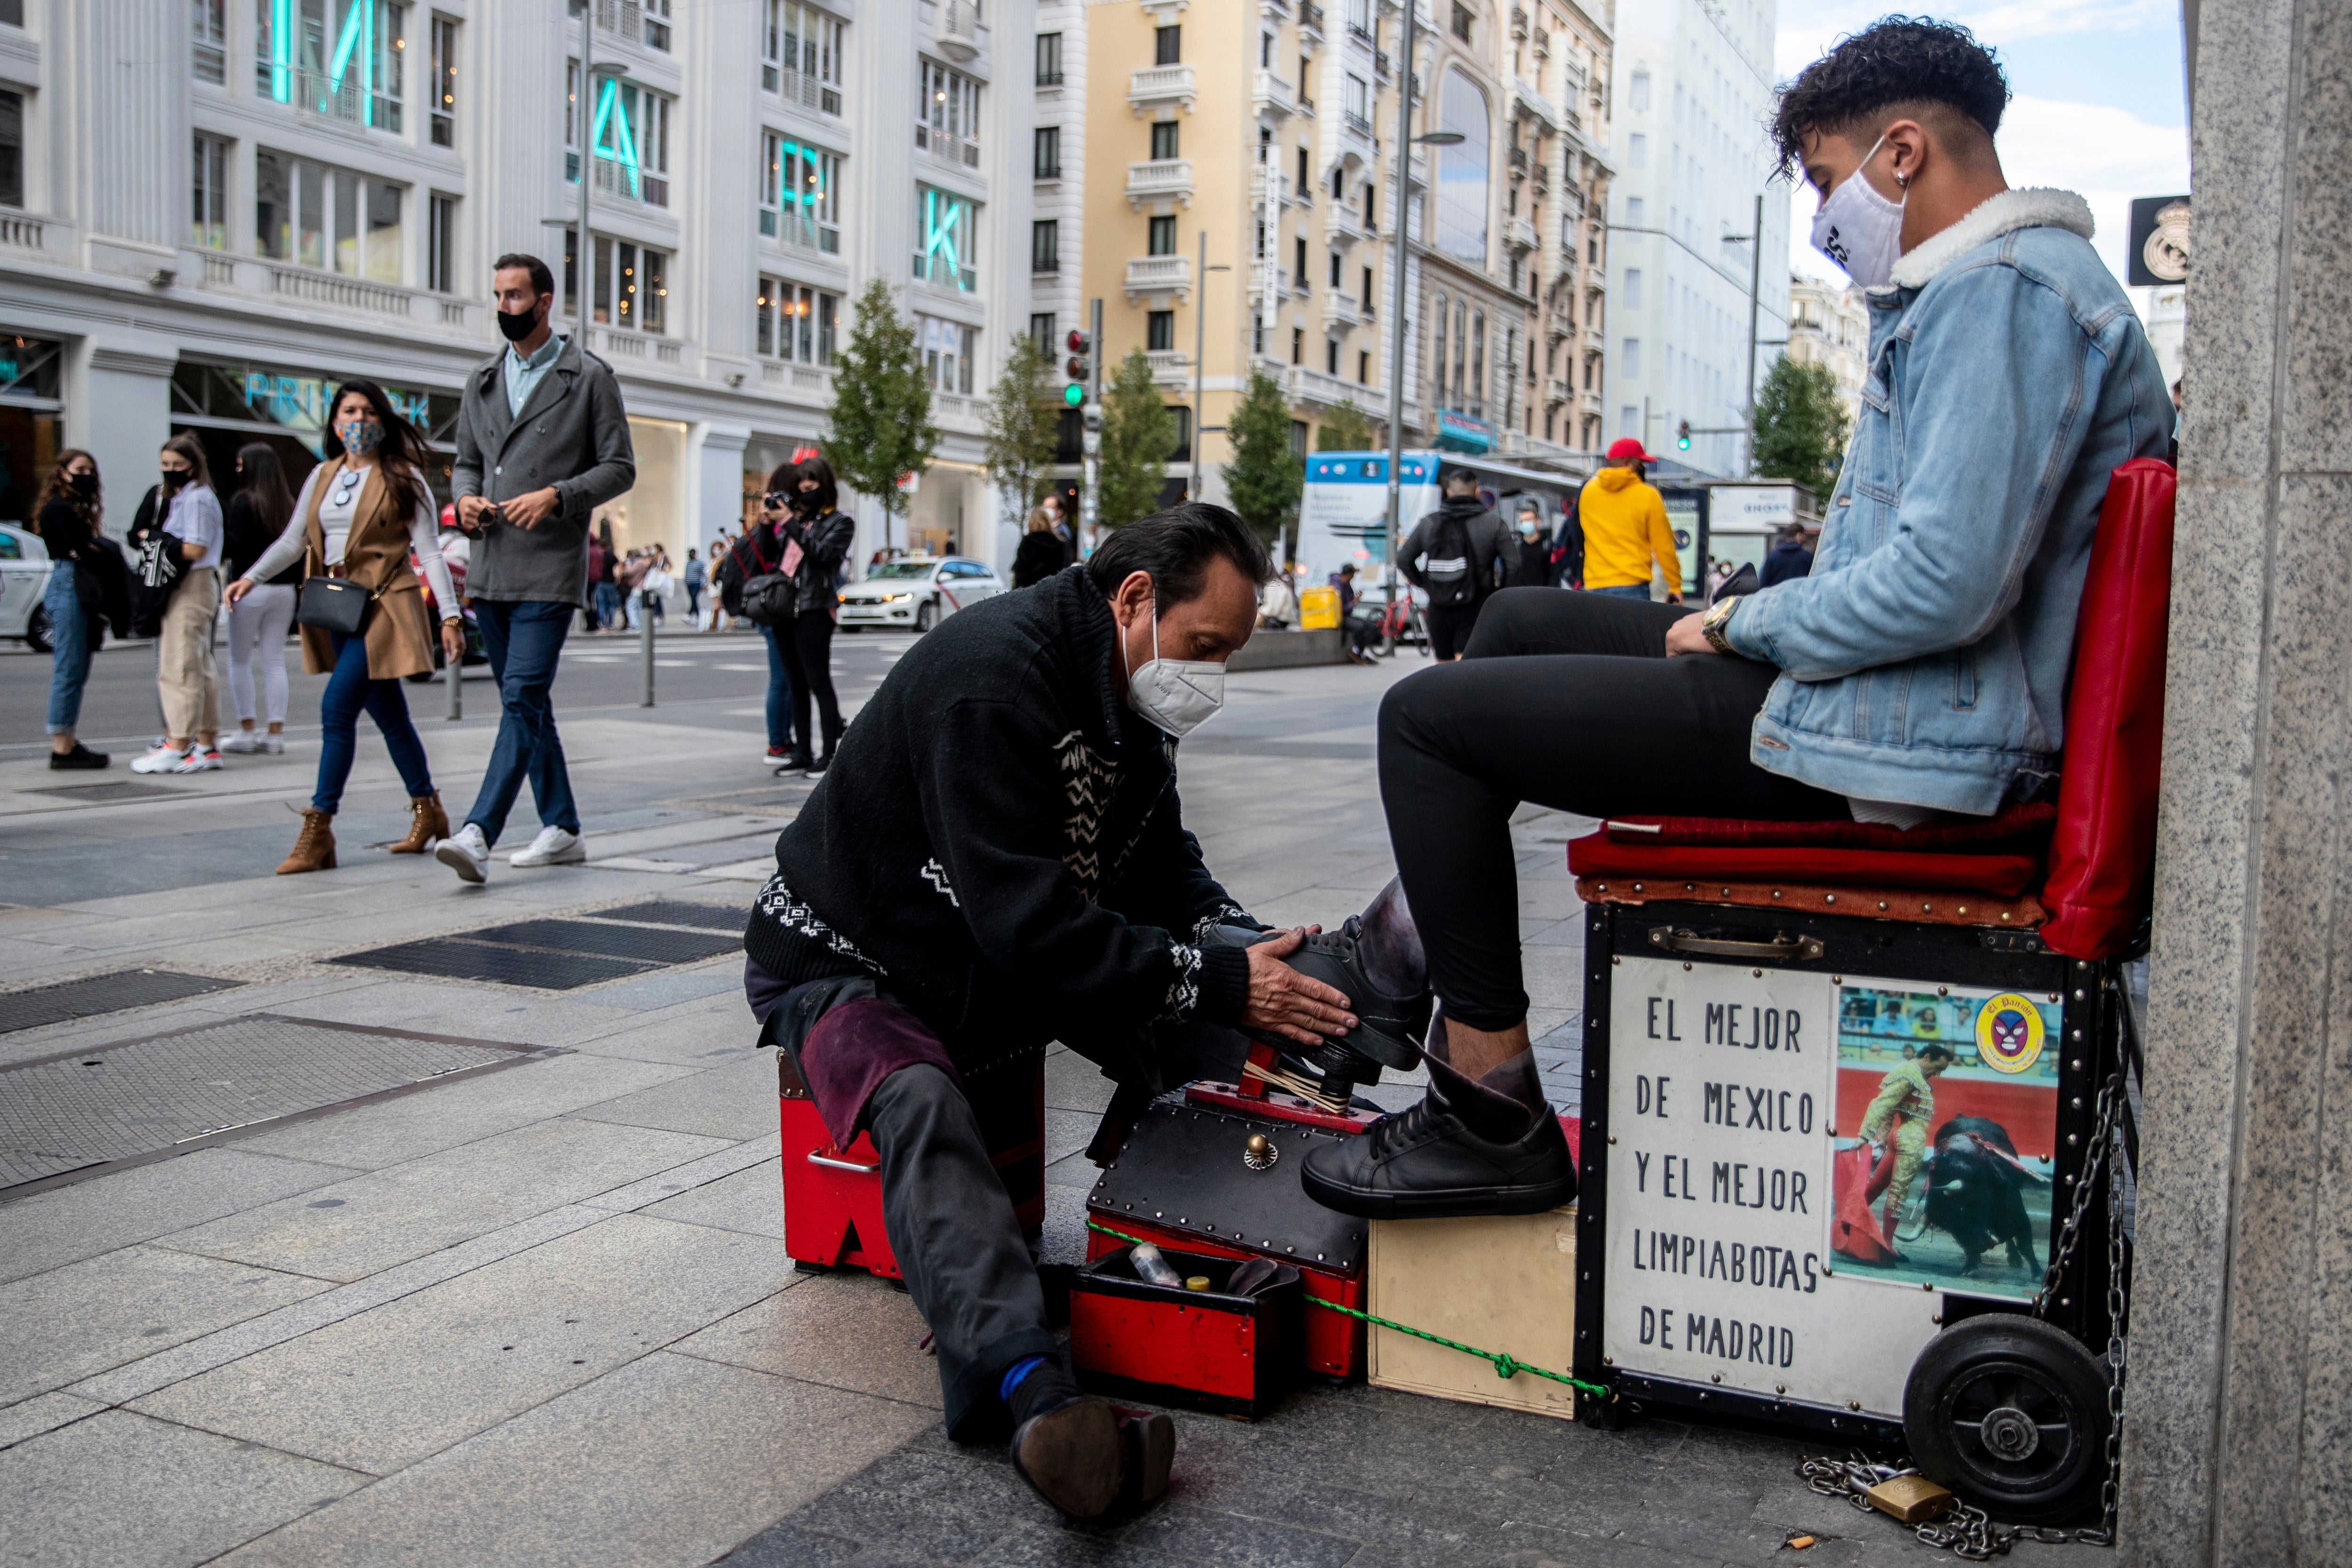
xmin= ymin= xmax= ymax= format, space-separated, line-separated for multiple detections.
xmin=1300 ymin=1064 xmax=1577 ymax=1219
xmin=1232 ymin=915 xmax=1431 ymax=1071
xmin=1010 ymin=1395 xmax=1125 ymax=1520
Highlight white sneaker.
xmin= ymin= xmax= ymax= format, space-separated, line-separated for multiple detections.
xmin=510 ymin=825 xmax=585 ymax=868
xmin=129 ymin=743 xmax=188 ymax=774
xmin=435 ymin=822 xmax=491 ymax=884
xmin=261 ymin=734 xmax=285 ymax=755
xmin=222 ymin=730 xmax=259 ymax=754
xmin=173 ymin=747 xmax=224 ymax=773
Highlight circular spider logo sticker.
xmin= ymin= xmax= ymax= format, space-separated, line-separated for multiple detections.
xmin=1974 ymin=993 xmax=2046 ymax=1074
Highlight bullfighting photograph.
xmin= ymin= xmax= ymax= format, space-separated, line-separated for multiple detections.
xmin=1824 ymin=981 xmax=2063 ymax=1302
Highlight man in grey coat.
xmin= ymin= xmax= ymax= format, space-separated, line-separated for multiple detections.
xmin=435 ymin=252 xmax=635 ymax=885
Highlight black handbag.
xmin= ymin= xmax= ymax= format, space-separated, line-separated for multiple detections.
xmin=296 ymin=575 xmax=371 ymax=635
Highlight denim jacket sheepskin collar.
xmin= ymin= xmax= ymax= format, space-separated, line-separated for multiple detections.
xmin=1721 ymin=188 xmax=2176 ymax=815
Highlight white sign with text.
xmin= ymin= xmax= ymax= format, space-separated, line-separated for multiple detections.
xmin=1603 ymin=955 xmax=1942 ymax=1417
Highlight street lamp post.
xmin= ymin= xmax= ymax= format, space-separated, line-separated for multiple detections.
xmin=1191 ymin=232 xmax=1230 ymax=500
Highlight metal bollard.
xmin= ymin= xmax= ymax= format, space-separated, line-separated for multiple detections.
xmin=639 ymin=591 xmax=655 ymax=707
xmin=444 ymin=636 xmax=462 ymax=721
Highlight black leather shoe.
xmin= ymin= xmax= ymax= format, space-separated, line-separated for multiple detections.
xmin=1239 ymin=916 xmax=1431 ymax=1071
xmin=1012 ymin=1394 xmax=1137 ymax=1519
xmin=1300 ymin=1071 xmax=1577 ymax=1219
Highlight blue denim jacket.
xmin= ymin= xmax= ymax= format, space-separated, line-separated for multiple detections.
xmin=1723 ymin=190 xmax=2173 ymax=815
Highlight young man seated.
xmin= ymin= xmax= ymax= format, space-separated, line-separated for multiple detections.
xmin=742 ymin=505 xmax=1368 ymax=1519
xmin=1300 ymin=17 xmax=2174 ymax=1218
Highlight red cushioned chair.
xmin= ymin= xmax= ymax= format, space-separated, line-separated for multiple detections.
xmin=1568 ymin=458 xmax=2177 ymax=958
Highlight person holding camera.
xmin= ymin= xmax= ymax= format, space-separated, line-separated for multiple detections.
xmin=716 ymin=484 xmax=802 ymax=769
xmin=435 ymin=252 xmax=635 ymax=884
xmin=128 ymin=435 xmax=228 ymax=775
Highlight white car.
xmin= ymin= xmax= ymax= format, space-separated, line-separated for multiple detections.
xmin=0 ymin=523 xmax=55 ymax=652
xmin=837 ymin=556 xmax=1006 ymax=632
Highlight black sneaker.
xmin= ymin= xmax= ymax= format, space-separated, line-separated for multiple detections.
xmin=1240 ymin=916 xmax=1430 ymax=1071
xmin=1299 ymin=1068 xmax=1578 ymax=1219
xmin=771 ymin=749 xmax=813 ymax=775
xmin=804 ymin=749 xmax=833 ymax=778
xmin=49 ymin=744 xmax=109 ymax=770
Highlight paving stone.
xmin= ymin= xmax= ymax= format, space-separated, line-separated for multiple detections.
xmin=0 ymin=1391 xmax=104 ymax=1451
xmin=783 ymin=1442 xmax=1056 ymax=1562
xmin=584 ymin=1131 xmax=782 ymax=1213
xmin=1047 ymin=1048 xmax=1118 ymax=1117
xmin=212 ymin=1352 xmax=929 ymax=1568
xmin=634 ymin=1154 xmax=787 ymax=1238
xmin=673 ymin=1270 xmax=941 ymax=1409
xmin=707 ymin=1521 xmax=869 ymax=1568
xmin=965 ymin=1527 xmax=1188 ymax=1568
xmin=0 ymin=1409 xmax=366 ymax=1568
xmin=569 ymin=1048 xmax=781 ymax=1140
xmin=0 ymin=1244 xmax=332 ymax=1404
xmin=0 ymin=1148 xmax=353 ymax=1285
xmin=1118 ymin=1502 xmax=1363 ymax=1568
xmin=567 ymin=966 xmax=743 ymax=1011
xmin=131 ymin=1212 xmax=785 ymax=1475
xmin=155 ymin=1118 xmax=735 ymax=1282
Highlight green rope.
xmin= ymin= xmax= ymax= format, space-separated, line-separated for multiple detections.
xmin=1085 ymin=1220 xmax=1610 ymax=1401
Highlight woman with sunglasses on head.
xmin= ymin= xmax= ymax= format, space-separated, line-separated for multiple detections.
xmin=32 ymin=449 xmax=109 ymax=769
xmin=220 ymin=443 xmax=303 ymax=755
xmin=227 ymin=380 xmax=464 ymax=874
xmin=771 ymin=456 xmax=854 ymax=776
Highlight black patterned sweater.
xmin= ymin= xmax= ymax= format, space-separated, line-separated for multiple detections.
xmin=744 ymin=562 xmax=1259 ymax=1076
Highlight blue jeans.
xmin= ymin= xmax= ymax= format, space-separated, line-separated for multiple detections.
xmin=760 ymin=620 xmax=799 ymax=752
xmin=45 ymin=567 xmax=90 ymax=735
xmin=592 ymin=582 xmax=622 ymax=628
xmin=1586 ymin=584 xmax=1656 ymax=601
xmin=466 ymin=598 xmax=578 ymax=844
xmin=314 ymin=628 xmax=433 ymax=813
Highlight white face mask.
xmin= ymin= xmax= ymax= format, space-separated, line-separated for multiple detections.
xmin=1120 ymin=599 xmax=1225 ymax=739
xmin=1809 ymin=130 xmax=1906 ymax=289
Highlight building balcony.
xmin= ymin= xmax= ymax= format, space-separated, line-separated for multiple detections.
xmin=1585 ymin=324 xmax=1605 ymax=352
xmin=931 ymin=0 xmax=982 ymax=64
xmin=1510 ymin=6 xmax=1529 ymax=40
xmin=1251 ymin=166 xmax=1291 ymax=207
xmin=917 ymin=123 xmax=983 ymax=171
xmin=1505 ymin=215 xmax=1539 ymax=252
xmin=1126 ymin=159 xmax=1195 ymax=209
xmin=1300 ymin=1 xmax=1325 ymax=38
xmin=1375 ymin=49 xmax=1392 ymax=80
xmin=270 ymin=66 xmax=405 ymax=136
xmin=1287 ymin=362 xmax=1384 ymax=412
xmin=1513 ymin=77 xmax=1560 ymax=132
xmin=761 ymin=359 xmax=834 ymax=396
xmin=1128 ymin=64 xmax=1197 ymax=117
xmin=1544 ymin=376 xmax=1570 ymax=406
xmin=1546 ymin=312 xmax=1574 ymax=341
xmin=1124 ymin=254 xmax=1193 ymax=302
xmin=1145 ymin=350 xmax=1192 ymax=385
xmin=1324 ymin=289 xmax=1362 ymax=327
xmin=1340 ymin=111 xmax=1376 ymax=165
xmin=1330 ymin=203 xmax=1368 ymax=245
xmin=1254 ymin=69 xmax=1295 ymax=119
xmin=1580 ymin=389 xmax=1603 ymax=417
xmin=594 ymin=325 xmax=686 ymax=370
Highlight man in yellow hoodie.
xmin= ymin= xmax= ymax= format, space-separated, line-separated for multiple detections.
xmin=1575 ymin=438 xmax=1683 ymax=603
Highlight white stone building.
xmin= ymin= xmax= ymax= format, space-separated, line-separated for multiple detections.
xmin=0 ymin=0 xmax=1036 ymax=570
xmin=1785 ymin=272 xmax=1866 ymax=416
xmin=1600 ymin=0 xmax=1784 ymax=477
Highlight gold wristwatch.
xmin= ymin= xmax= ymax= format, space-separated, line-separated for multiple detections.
xmin=1700 ymin=595 xmax=1741 ymax=656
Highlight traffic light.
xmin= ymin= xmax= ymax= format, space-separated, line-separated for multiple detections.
xmin=1064 ymin=328 xmax=1092 ymax=401
xmin=1676 ymin=419 xmax=1691 ymax=451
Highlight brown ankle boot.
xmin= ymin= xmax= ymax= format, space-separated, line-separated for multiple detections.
xmin=278 ymin=808 xmax=337 ymax=875
xmin=389 ymin=790 xmax=448 ymax=854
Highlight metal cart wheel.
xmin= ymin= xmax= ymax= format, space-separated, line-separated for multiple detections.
xmin=1902 ymin=1314 xmax=2111 ymax=1525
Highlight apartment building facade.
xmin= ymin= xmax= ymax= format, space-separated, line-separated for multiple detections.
xmin=1602 ymin=0 xmax=1784 ymax=478
xmin=0 ymin=0 xmax=1036 ymax=569
xmin=1785 ymin=272 xmax=1866 ymax=416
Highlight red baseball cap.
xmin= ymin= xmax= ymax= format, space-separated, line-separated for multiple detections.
xmin=1606 ymin=437 xmax=1657 ymax=463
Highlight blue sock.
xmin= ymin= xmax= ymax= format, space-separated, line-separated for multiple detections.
xmin=999 ymin=1354 xmax=1048 ymax=1403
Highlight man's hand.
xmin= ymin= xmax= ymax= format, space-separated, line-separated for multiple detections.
xmin=1663 ymin=608 xmax=1713 ymax=658
xmin=456 ymin=495 xmax=496 ymax=533
xmin=500 ymin=487 xmax=562 ymax=531
xmin=440 ymin=620 xmax=466 ymax=664
xmin=1237 ymin=928 xmax=1358 ymax=1046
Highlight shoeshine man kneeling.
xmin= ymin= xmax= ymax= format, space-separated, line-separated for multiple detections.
xmin=1298 ymin=17 xmax=2171 ymax=1217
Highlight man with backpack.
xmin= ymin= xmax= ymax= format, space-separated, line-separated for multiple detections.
xmin=1398 ymin=467 xmax=1514 ymax=661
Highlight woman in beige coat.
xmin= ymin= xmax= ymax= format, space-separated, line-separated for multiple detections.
xmin=227 ymin=380 xmax=464 ymax=872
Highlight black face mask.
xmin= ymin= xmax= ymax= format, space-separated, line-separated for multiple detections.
xmin=160 ymin=469 xmax=187 ymax=491
xmin=68 ymin=472 xmax=97 ymax=497
xmin=496 ymin=305 xmax=542 ymax=344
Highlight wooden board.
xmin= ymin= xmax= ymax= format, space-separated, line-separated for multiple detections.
xmin=1367 ymin=1206 xmax=1579 ymax=1419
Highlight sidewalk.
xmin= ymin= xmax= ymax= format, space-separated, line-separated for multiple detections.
xmin=0 ymin=656 xmax=2068 ymax=1566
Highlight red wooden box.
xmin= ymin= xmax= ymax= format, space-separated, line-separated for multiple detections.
xmin=1069 ymin=1244 xmax=1304 ymax=1419
xmin=778 ymin=1046 xmax=1045 ymax=1279
xmin=1084 ymin=1215 xmax=1365 ymax=1379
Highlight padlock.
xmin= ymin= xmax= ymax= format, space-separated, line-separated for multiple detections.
xmin=1862 ymin=1473 xmax=1956 ymax=1524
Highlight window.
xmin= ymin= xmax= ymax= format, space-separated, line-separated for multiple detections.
xmin=1154 ymin=25 xmax=1181 ymax=64
xmin=1344 ymin=73 xmax=1368 ymax=132
xmin=192 ymin=134 xmax=230 ymax=249
xmin=912 ymin=184 xmax=978 ymax=290
xmin=1261 ymin=32 xmax=1272 ymax=68
xmin=1291 ymin=327 xmax=1303 ymax=365
xmin=1031 ymin=219 xmax=1059 ymax=272
xmin=1147 ymin=311 xmax=1174 ymax=352
xmin=256 ymin=150 xmax=401 ymax=280
xmin=0 ymin=1 xmax=17 ymax=24
xmin=1035 ymin=31 xmax=1063 ymax=86
xmin=258 ymin=0 xmax=407 ymax=133
xmin=1350 ymin=0 xmax=1372 ymax=38
xmin=765 ymin=1 xmax=843 ymax=113
xmin=1149 ymin=215 xmax=1176 ymax=256
xmin=1432 ymin=289 xmax=1448 ymax=405
xmin=1328 ymin=250 xmax=1341 ymax=288
xmin=1453 ymin=299 xmax=1468 ymax=406
xmin=1628 ymin=132 xmax=1647 ymax=168
xmin=1449 ymin=1 xmax=1471 ymax=41
xmin=1033 ymin=126 xmax=1061 ymax=178
xmin=430 ymin=16 xmax=456 ymax=146
xmin=1256 ymin=219 xmax=1266 ymax=257
xmin=575 ymin=76 xmax=670 ymax=206
xmin=1471 ymin=308 xmax=1486 ymax=419
xmin=1325 ymin=338 xmax=1339 ymax=376
xmin=1361 ymin=263 xmax=1374 ymax=301
xmin=1253 ymin=314 xmax=1265 ymax=354
xmin=1292 ymin=234 xmax=1307 ymax=283
xmin=919 ymin=60 xmax=983 ymax=167
xmin=1433 ymin=68 xmax=1490 ymax=263
xmin=757 ymin=276 xmax=838 ymax=363
xmin=641 ymin=0 xmax=671 ymax=51
xmin=1169 ymin=406 xmax=1192 ymax=463
xmin=1624 ymin=268 xmax=1642 ymax=308
xmin=1290 ymin=419 xmax=1309 ymax=456
xmin=427 ymin=192 xmax=455 ymax=292
xmin=1029 ymin=312 xmax=1056 ymax=348
xmin=1329 ymin=166 xmax=1344 ymax=201
xmin=561 ymin=232 xmax=669 ymax=331
xmin=1625 ymin=195 xmax=1643 ymax=227
xmin=193 ymin=0 xmax=227 ymax=82
xmin=1358 ymin=350 xmax=1370 ymax=384
xmin=1630 ymin=70 xmax=1650 ymax=112
xmin=1622 ymin=337 xmax=1640 ymax=377
xmin=918 ymin=314 xmax=977 ymax=396
xmin=1150 ymin=120 xmax=1179 ymax=160
xmin=762 ymin=134 xmax=840 ymax=252
xmin=1296 ymin=144 xmax=1309 ymax=193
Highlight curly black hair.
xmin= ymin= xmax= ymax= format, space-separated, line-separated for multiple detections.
xmin=1770 ymin=16 xmax=2009 ymax=178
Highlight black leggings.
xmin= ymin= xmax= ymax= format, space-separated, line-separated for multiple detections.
xmin=1425 ymin=601 xmax=1481 ymax=660
xmin=777 ymin=609 xmax=842 ymax=753
xmin=1377 ymin=587 xmax=1847 ymax=1032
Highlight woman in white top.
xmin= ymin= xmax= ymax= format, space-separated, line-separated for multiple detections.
xmin=129 ymin=434 xmax=229 ymax=775
xmin=227 ymin=381 xmax=465 ymax=874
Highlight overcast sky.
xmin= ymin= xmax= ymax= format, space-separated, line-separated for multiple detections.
xmin=1772 ymin=2 xmax=2192 ymax=288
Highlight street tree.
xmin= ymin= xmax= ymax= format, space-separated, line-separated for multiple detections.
xmin=824 ymin=278 xmax=939 ymax=551
xmin=1223 ymin=368 xmax=1303 ymax=547
xmin=1750 ymin=356 xmax=1850 ymax=500
xmin=1096 ymin=348 xmax=1175 ymax=530
xmin=1314 ymin=399 xmax=1378 ymax=452
xmin=982 ymin=330 xmax=1060 ymax=520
